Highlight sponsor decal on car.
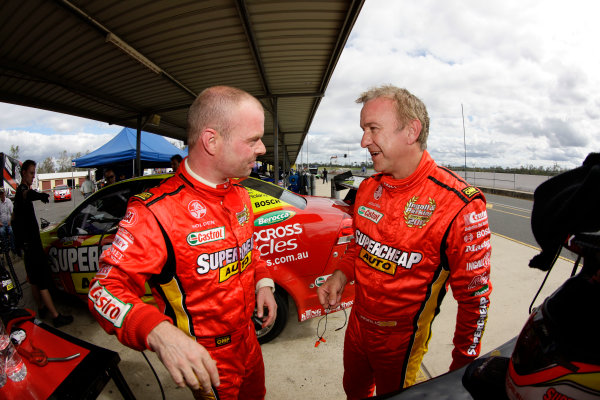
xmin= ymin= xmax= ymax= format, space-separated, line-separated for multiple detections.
xmin=254 ymin=210 xmax=296 ymax=227
xmin=254 ymin=223 xmax=302 ymax=257
xmin=355 ymin=228 xmax=423 ymax=274
xmin=300 ymin=300 xmax=354 ymax=321
xmin=188 ymin=200 xmax=207 ymax=219
xmin=89 ymin=281 xmax=133 ymax=328
xmin=187 ymin=227 xmax=226 ymax=246
xmin=357 ymin=206 xmax=383 ymax=224
xmin=265 ymin=251 xmax=309 ymax=267
xmin=72 ymin=272 xmax=98 ymax=294
xmin=404 ymin=196 xmax=436 ymax=228
xmin=247 ymin=188 xmax=290 ymax=214
xmin=48 ymin=244 xmax=112 ymax=273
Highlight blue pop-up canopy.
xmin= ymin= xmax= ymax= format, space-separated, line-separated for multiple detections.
xmin=72 ymin=127 xmax=187 ymax=169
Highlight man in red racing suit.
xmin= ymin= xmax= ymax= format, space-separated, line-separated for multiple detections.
xmin=318 ymin=86 xmax=492 ymax=399
xmin=88 ymin=86 xmax=276 ymax=399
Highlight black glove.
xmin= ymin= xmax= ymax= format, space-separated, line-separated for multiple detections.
xmin=37 ymin=192 xmax=50 ymax=203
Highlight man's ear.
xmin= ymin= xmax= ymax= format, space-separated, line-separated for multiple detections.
xmin=200 ymin=128 xmax=218 ymax=155
xmin=406 ymin=119 xmax=422 ymax=145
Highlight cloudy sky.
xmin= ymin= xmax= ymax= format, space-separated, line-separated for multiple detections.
xmin=1 ymin=0 xmax=599 ymax=169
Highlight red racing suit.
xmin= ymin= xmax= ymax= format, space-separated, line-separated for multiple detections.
xmin=338 ymin=151 xmax=492 ymax=398
xmin=88 ymin=163 xmax=271 ymax=399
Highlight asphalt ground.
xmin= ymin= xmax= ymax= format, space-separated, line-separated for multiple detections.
xmin=6 ymin=176 xmax=577 ymax=399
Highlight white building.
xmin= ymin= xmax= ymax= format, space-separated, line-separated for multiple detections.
xmin=37 ymin=171 xmax=93 ymax=191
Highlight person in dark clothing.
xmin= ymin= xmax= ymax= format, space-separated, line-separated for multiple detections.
xmin=170 ymin=154 xmax=183 ymax=171
xmin=13 ymin=160 xmax=73 ymax=327
xmin=322 ymin=168 xmax=328 ymax=183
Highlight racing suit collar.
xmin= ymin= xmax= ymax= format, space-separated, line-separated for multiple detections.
xmin=180 ymin=159 xmax=232 ymax=192
xmin=378 ymin=150 xmax=435 ymax=192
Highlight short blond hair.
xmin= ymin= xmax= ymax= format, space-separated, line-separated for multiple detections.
xmin=356 ymin=85 xmax=430 ymax=150
xmin=187 ymin=86 xmax=263 ymax=148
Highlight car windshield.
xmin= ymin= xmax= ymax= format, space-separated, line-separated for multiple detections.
xmin=55 ymin=186 xmax=69 ymax=190
xmin=240 ymin=177 xmax=307 ymax=210
xmin=64 ymin=177 xmax=163 ymax=236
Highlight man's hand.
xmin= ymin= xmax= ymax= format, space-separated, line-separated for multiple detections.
xmin=317 ymin=270 xmax=348 ymax=310
xmin=256 ymin=286 xmax=277 ymax=328
xmin=41 ymin=192 xmax=50 ymax=204
xmin=147 ymin=321 xmax=220 ymax=392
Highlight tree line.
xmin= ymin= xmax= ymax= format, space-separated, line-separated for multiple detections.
xmin=8 ymin=145 xmax=89 ymax=173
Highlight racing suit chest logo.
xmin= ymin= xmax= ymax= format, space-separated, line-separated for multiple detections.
xmin=187 ymin=226 xmax=225 ymax=246
xmin=188 ymin=200 xmax=207 ymax=219
xmin=404 ymin=196 xmax=436 ymax=228
xmin=357 ymin=206 xmax=383 ymax=224
xmin=355 ymin=229 xmax=423 ymax=275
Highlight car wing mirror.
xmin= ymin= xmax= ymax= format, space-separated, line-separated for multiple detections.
xmin=56 ymin=223 xmax=68 ymax=239
xmin=40 ymin=218 xmax=50 ymax=229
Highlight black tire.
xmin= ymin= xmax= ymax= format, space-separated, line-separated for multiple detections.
xmin=254 ymin=289 xmax=288 ymax=344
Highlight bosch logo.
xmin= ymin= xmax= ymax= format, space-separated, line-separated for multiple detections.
xmin=188 ymin=200 xmax=207 ymax=219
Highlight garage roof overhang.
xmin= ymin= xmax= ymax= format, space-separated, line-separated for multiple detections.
xmin=0 ymin=0 xmax=364 ymax=172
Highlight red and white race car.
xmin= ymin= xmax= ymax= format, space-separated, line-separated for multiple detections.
xmin=53 ymin=185 xmax=72 ymax=202
xmin=40 ymin=174 xmax=355 ymax=342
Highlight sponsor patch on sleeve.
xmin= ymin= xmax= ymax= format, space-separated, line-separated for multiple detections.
xmin=88 ymin=281 xmax=133 ymax=328
xmin=462 ymin=186 xmax=480 ymax=198
xmin=134 ymin=191 xmax=154 ymax=201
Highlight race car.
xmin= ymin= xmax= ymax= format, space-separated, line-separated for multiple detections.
xmin=40 ymin=174 xmax=355 ymax=343
xmin=53 ymin=185 xmax=72 ymax=202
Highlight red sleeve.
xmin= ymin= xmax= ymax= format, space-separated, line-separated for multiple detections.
xmin=335 ymin=195 xmax=361 ymax=282
xmin=87 ymin=200 xmax=170 ymax=351
xmin=444 ymin=198 xmax=492 ymax=370
xmin=252 ymin=238 xmax=271 ymax=283
xmin=336 ymin=242 xmax=358 ymax=282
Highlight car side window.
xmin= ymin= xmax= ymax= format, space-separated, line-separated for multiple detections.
xmin=66 ymin=178 xmax=163 ymax=236
xmin=68 ymin=185 xmax=135 ymax=236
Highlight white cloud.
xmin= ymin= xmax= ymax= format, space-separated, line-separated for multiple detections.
xmin=1 ymin=0 xmax=599 ymax=171
xmin=303 ymin=0 xmax=600 ymax=169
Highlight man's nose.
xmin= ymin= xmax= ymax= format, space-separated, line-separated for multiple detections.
xmin=256 ymin=139 xmax=266 ymax=156
xmin=360 ymin=131 xmax=371 ymax=148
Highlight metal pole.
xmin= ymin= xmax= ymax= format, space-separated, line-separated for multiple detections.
xmin=273 ymin=98 xmax=279 ymax=186
xmin=461 ymin=103 xmax=467 ymax=177
xmin=136 ymin=115 xmax=142 ymax=177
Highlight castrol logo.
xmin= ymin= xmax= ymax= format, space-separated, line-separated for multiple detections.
xmin=88 ymin=281 xmax=132 ymax=328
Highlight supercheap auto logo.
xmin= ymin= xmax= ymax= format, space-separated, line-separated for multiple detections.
xmin=196 ymin=237 xmax=253 ymax=282
xmin=355 ymin=228 xmax=423 ymax=275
